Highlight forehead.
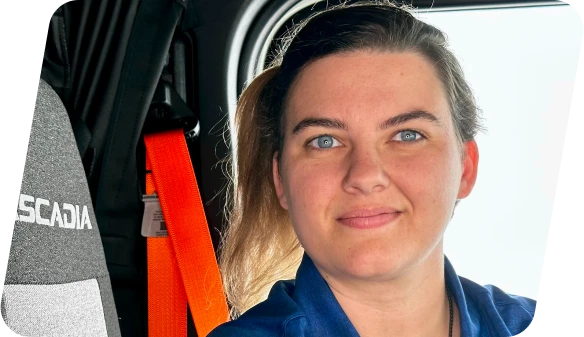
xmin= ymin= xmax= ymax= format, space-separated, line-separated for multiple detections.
xmin=285 ymin=51 xmax=450 ymax=124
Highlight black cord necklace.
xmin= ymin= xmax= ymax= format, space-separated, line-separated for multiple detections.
xmin=447 ymin=285 xmax=453 ymax=337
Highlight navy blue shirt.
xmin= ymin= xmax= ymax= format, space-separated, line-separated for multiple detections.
xmin=210 ymin=254 xmax=536 ymax=336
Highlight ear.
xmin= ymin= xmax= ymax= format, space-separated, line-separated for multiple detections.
xmin=457 ymin=140 xmax=479 ymax=199
xmin=272 ymin=153 xmax=289 ymax=210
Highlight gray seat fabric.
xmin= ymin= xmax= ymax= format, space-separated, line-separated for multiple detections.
xmin=2 ymin=79 xmax=121 ymax=337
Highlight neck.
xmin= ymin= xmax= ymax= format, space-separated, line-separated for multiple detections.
xmin=317 ymin=246 xmax=459 ymax=337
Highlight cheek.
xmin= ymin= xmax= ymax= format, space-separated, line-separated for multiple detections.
xmin=283 ymin=159 xmax=342 ymax=214
xmin=280 ymin=159 xmax=340 ymax=252
xmin=390 ymin=148 xmax=461 ymax=213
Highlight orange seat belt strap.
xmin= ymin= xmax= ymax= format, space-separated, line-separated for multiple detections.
xmin=146 ymin=157 xmax=187 ymax=337
xmin=145 ymin=128 xmax=229 ymax=337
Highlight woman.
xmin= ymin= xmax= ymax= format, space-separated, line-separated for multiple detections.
xmin=211 ymin=1 xmax=536 ymax=336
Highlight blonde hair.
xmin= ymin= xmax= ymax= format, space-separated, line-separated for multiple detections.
xmin=220 ymin=0 xmax=482 ymax=318
xmin=220 ymin=66 xmax=303 ymax=318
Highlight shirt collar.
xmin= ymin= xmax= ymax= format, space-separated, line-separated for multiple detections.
xmin=444 ymin=256 xmax=480 ymax=337
xmin=292 ymin=253 xmax=475 ymax=337
xmin=293 ymin=254 xmax=360 ymax=337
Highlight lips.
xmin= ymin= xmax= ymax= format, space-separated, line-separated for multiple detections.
xmin=337 ymin=208 xmax=401 ymax=229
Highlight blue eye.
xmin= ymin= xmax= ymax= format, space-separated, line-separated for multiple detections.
xmin=393 ymin=130 xmax=423 ymax=142
xmin=309 ymin=135 xmax=341 ymax=149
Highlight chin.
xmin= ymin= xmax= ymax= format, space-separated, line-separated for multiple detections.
xmin=338 ymin=243 xmax=415 ymax=281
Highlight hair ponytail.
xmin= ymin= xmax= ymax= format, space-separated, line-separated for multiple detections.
xmin=220 ymin=66 xmax=303 ymax=318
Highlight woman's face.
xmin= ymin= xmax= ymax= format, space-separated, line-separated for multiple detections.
xmin=273 ymin=51 xmax=478 ymax=282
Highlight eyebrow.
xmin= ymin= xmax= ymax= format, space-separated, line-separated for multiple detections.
xmin=291 ymin=110 xmax=441 ymax=135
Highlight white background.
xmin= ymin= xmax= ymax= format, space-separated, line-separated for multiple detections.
xmin=418 ymin=4 xmax=582 ymax=301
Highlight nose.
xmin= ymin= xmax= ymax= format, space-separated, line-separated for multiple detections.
xmin=342 ymin=146 xmax=391 ymax=195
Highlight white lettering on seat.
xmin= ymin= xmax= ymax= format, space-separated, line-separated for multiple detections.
xmin=17 ymin=194 xmax=93 ymax=230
